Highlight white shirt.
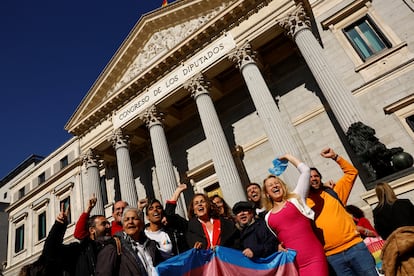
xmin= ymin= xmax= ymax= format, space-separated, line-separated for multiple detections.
xmin=145 ymin=228 xmax=173 ymax=259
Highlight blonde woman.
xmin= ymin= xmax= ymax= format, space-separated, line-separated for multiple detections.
xmin=263 ymin=154 xmax=328 ymax=276
xmin=373 ymin=182 xmax=414 ymax=240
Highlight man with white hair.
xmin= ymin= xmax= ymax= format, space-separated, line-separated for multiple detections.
xmin=96 ymin=206 xmax=162 ymax=275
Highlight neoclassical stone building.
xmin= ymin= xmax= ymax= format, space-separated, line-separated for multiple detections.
xmin=4 ymin=0 xmax=414 ymax=274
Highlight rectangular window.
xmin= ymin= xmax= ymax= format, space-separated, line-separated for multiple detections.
xmin=60 ymin=197 xmax=71 ymax=224
xmin=344 ymin=16 xmax=391 ymax=60
xmin=406 ymin=114 xmax=414 ymax=132
xmin=38 ymin=212 xmax=47 ymax=240
xmin=38 ymin=172 xmax=46 ymax=185
xmin=15 ymin=225 xmax=24 ymax=253
xmin=4 ymin=192 xmax=7 ymax=199
xmin=18 ymin=187 xmax=25 ymax=200
xmin=60 ymin=156 xmax=69 ymax=169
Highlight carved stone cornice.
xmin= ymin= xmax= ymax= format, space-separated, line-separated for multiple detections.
xmin=278 ymin=3 xmax=311 ymax=40
xmin=139 ymin=105 xmax=164 ymax=128
xmin=108 ymin=128 xmax=129 ymax=150
xmin=82 ymin=149 xmax=101 ymax=169
xmin=183 ymin=73 xmax=211 ymax=99
xmin=228 ymin=41 xmax=256 ymax=69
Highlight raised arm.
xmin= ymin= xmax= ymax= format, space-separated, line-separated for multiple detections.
xmin=138 ymin=198 xmax=148 ymax=212
xmin=279 ymin=154 xmax=310 ymax=202
xmin=170 ymin=184 xmax=187 ymax=202
xmin=85 ymin=194 xmax=97 ymax=214
xmin=74 ymin=194 xmax=96 ymax=240
xmin=165 ymin=184 xmax=187 ymax=216
xmin=43 ymin=204 xmax=70 ymax=260
xmin=320 ymin=147 xmax=358 ymax=204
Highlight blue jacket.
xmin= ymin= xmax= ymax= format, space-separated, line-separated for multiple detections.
xmin=239 ymin=218 xmax=279 ymax=258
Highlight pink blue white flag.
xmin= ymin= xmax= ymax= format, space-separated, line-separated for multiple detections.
xmin=156 ymin=246 xmax=298 ymax=276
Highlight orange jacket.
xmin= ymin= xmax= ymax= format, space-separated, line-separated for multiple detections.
xmin=307 ymin=156 xmax=362 ymax=256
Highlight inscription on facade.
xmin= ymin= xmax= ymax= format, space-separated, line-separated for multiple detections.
xmin=113 ymin=33 xmax=236 ymax=128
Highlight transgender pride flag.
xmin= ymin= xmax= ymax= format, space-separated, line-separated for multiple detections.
xmin=156 ymin=246 xmax=298 ymax=276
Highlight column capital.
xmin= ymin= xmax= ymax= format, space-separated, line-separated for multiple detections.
xmin=108 ymin=128 xmax=129 ymax=150
xmin=278 ymin=3 xmax=311 ymax=39
xmin=183 ymin=73 xmax=211 ymax=99
xmin=228 ymin=42 xmax=257 ymax=69
xmin=139 ymin=105 xmax=164 ymax=128
xmin=82 ymin=149 xmax=101 ymax=169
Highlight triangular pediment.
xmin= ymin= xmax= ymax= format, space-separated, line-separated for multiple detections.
xmin=109 ymin=4 xmax=231 ymax=96
xmin=65 ymin=0 xmax=235 ymax=135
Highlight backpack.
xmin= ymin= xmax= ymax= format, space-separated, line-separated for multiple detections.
xmin=110 ymin=236 xmax=122 ymax=271
xmin=113 ymin=236 xmax=122 ymax=255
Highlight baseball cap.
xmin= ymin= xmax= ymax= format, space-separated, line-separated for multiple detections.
xmin=232 ymin=201 xmax=255 ymax=215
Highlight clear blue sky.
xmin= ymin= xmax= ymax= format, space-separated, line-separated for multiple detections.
xmin=0 ymin=0 xmax=168 ymax=179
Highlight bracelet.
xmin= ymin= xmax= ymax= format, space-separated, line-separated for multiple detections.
xmin=332 ymin=154 xmax=339 ymax=161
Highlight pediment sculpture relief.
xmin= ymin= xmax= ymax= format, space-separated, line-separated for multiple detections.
xmin=107 ymin=3 xmax=229 ymax=97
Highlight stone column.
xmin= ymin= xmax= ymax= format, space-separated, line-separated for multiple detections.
xmin=108 ymin=128 xmax=138 ymax=207
xmin=278 ymin=3 xmax=366 ymax=131
xmin=82 ymin=149 xmax=105 ymax=216
xmin=229 ymin=43 xmax=301 ymax=184
xmin=184 ymin=74 xmax=246 ymax=206
xmin=140 ymin=106 xmax=185 ymax=216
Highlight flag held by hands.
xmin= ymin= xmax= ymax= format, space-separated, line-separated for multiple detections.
xmin=156 ymin=246 xmax=298 ymax=276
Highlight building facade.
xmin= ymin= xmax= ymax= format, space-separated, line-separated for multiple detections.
xmin=4 ymin=0 xmax=414 ymax=274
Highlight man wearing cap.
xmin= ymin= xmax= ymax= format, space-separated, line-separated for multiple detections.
xmin=233 ymin=201 xmax=279 ymax=258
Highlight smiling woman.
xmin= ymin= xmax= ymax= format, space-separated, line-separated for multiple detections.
xmin=263 ymin=154 xmax=328 ymax=276
xmin=186 ymin=193 xmax=239 ymax=250
xmin=122 ymin=207 xmax=144 ymax=239
xmin=210 ymin=194 xmax=233 ymax=220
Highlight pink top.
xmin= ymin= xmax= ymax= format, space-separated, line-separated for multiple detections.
xmin=266 ymin=162 xmax=328 ymax=275
xmin=268 ymin=202 xmax=327 ymax=273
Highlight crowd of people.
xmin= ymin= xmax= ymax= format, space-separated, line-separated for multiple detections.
xmin=20 ymin=147 xmax=414 ymax=276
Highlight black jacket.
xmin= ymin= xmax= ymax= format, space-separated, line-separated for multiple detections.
xmin=374 ymin=199 xmax=414 ymax=240
xmin=239 ymin=218 xmax=279 ymax=258
xmin=186 ymin=216 xmax=240 ymax=250
xmin=162 ymin=202 xmax=189 ymax=256
xmin=42 ymin=220 xmax=104 ymax=276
